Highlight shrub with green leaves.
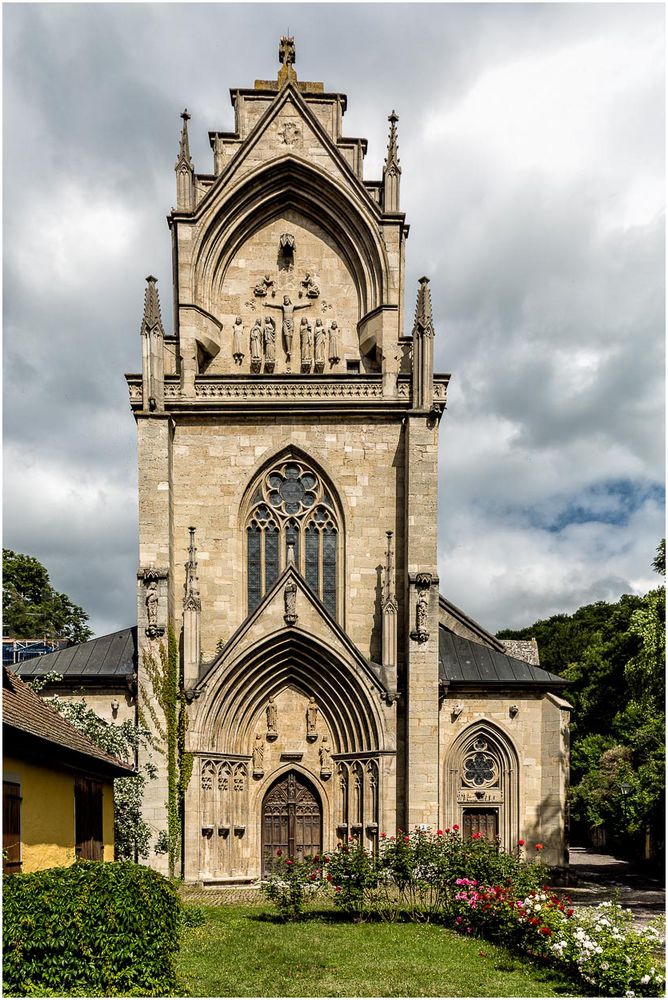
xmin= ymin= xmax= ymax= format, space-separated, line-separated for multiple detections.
xmin=3 ymin=861 xmax=181 ymax=997
xmin=260 ymin=852 xmax=323 ymax=920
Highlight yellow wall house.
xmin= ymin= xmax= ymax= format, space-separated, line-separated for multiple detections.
xmin=3 ymin=666 xmax=134 ymax=873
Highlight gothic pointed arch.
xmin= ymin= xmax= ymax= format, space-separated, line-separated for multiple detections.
xmin=240 ymin=448 xmax=344 ymax=620
xmin=444 ymin=720 xmax=520 ymax=851
xmin=192 ymin=156 xmax=389 ymax=326
xmin=196 ymin=630 xmax=384 ymax=755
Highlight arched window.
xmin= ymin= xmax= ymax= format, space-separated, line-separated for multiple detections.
xmin=245 ymin=458 xmax=340 ymax=618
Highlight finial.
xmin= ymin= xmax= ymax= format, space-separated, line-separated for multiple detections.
xmin=278 ymin=35 xmax=297 ymax=87
xmin=184 ymin=527 xmax=201 ymax=612
xmin=141 ymin=275 xmax=165 ymax=335
xmin=413 ymin=277 xmax=435 ymax=339
xmin=385 ymin=110 xmax=401 ymax=170
xmin=176 ymin=108 xmax=193 ymax=169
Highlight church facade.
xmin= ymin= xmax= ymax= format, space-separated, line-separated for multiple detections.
xmin=21 ymin=40 xmax=570 ymax=881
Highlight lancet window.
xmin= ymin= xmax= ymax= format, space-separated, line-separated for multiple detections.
xmin=245 ymin=459 xmax=340 ymax=617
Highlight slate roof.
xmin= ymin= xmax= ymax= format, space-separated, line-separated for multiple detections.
xmin=439 ymin=625 xmax=568 ymax=689
xmin=3 ymin=667 xmax=134 ymax=778
xmin=15 ymin=627 xmax=137 ymax=681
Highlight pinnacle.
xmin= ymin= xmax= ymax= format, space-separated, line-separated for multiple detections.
xmin=141 ymin=275 xmax=165 ymax=334
xmin=413 ymin=276 xmax=434 ymax=336
xmin=176 ymin=107 xmax=193 ymax=170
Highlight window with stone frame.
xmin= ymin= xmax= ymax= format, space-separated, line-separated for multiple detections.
xmin=245 ymin=459 xmax=340 ymax=618
xmin=460 ymin=736 xmax=500 ymax=789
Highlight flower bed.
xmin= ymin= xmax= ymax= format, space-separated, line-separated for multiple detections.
xmin=260 ymin=829 xmax=665 ymax=997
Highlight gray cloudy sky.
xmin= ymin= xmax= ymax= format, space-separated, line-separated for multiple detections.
xmin=4 ymin=3 xmax=665 ymax=637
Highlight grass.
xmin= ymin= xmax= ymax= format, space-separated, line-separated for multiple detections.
xmin=176 ymin=904 xmax=581 ymax=997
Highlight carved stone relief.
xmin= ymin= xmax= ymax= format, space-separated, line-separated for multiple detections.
xmin=306 ymin=697 xmax=318 ymax=741
xmin=266 ymin=696 xmax=278 ymax=740
xmin=284 ymin=580 xmax=298 ymax=625
xmin=410 ymin=573 xmax=432 ymax=644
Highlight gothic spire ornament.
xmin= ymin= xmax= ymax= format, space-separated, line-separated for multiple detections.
xmin=411 ymin=277 xmax=436 ymax=410
xmin=383 ymin=110 xmax=401 ymax=212
xmin=175 ymin=108 xmax=195 ymax=212
xmin=278 ymin=35 xmax=297 ymax=88
xmin=140 ymin=276 xmax=165 ymax=411
xmin=183 ymin=526 xmax=201 ymax=688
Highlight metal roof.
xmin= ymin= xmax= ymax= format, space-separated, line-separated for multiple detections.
xmin=15 ymin=628 xmax=137 ymax=680
xmin=439 ymin=625 xmax=568 ymax=688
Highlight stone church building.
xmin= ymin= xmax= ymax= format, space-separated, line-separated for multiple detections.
xmin=22 ymin=40 xmax=570 ymax=881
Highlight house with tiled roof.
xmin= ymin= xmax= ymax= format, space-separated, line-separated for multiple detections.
xmin=3 ymin=666 xmax=134 ymax=873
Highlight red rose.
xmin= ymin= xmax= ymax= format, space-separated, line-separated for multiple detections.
xmin=286 ymin=859 xmax=293 ymax=865
xmin=437 ymin=829 xmax=443 ymax=835
xmin=453 ymin=824 xmax=459 ymax=831
xmin=518 ymin=839 xmax=525 ymax=846
xmin=403 ymin=836 xmax=410 ymax=843
xmin=313 ymin=854 xmax=320 ymax=862
xmin=445 ymin=828 xmax=450 ymax=833
xmin=567 ymin=908 xmax=574 ymax=917
xmin=390 ymin=835 xmax=395 ymax=841
xmin=380 ymin=832 xmax=386 ymax=838
xmin=276 ymin=849 xmax=282 ymax=856
xmin=539 ymin=926 xmax=552 ymax=936
xmin=535 ymin=843 xmax=544 ymax=851
xmin=326 ymin=874 xmax=333 ymax=882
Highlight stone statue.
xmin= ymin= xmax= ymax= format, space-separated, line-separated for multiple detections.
xmin=306 ymin=696 xmax=318 ymax=737
xmin=416 ymin=590 xmax=428 ymax=634
xmin=252 ymin=735 xmax=264 ymax=773
xmin=232 ymin=316 xmax=244 ymax=364
xmin=300 ymin=316 xmax=313 ymax=368
xmin=265 ymin=295 xmax=310 ymax=359
xmin=266 ymin=696 xmax=278 ymax=736
xmin=254 ymin=273 xmax=274 ymax=297
xmin=314 ymin=318 xmax=326 ymax=370
xmin=250 ymin=319 xmax=262 ymax=367
xmin=145 ymin=581 xmax=159 ymax=627
xmin=284 ymin=580 xmax=298 ymax=625
xmin=300 ymin=272 xmax=320 ymax=299
xmin=319 ymin=745 xmax=332 ymax=772
xmin=328 ymin=320 xmax=341 ymax=365
xmin=264 ymin=315 xmax=276 ymax=365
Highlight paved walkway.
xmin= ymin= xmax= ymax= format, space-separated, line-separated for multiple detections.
xmin=564 ymin=847 xmax=665 ymax=927
xmin=179 ymin=848 xmax=666 ymax=928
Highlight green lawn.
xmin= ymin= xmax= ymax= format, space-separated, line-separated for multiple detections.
xmin=177 ymin=905 xmax=581 ymax=998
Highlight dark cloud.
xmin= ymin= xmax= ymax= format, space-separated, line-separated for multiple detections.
xmin=3 ymin=4 xmax=664 ymax=636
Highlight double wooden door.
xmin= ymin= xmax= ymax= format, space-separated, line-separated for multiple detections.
xmin=462 ymin=808 xmax=499 ymax=842
xmin=262 ymin=771 xmax=321 ymax=873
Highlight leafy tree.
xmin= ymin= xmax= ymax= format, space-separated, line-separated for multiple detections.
xmin=3 ymin=549 xmax=93 ymax=642
xmin=498 ymin=541 xmax=665 ymax=863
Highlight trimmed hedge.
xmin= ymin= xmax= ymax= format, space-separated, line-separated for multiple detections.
xmin=3 ymin=860 xmax=181 ymax=997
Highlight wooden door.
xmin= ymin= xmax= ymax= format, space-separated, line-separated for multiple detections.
xmin=463 ymin=808 xmax=499 ymax=842
xmin=3 ymin=781 xmax=22 ymax=873
xmin=262 ymin=771 xmax=321 ymax=874
xmin=75 ymin=777 xmax=104 ymax=860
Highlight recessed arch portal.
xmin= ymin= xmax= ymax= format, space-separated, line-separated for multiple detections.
xmin=444 ymin=721 xmax=520 ymax=852
xmin=261 ymin=770 xmax=322 ymax=873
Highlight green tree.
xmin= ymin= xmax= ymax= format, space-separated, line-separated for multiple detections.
xmin=498 ymin=541 xmax=665 ymax=863
xmin=3 ymin=548 xmax=93 ymax=642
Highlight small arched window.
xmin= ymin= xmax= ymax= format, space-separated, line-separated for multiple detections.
xmin=245 ymin=458 xmax=340 ymax=618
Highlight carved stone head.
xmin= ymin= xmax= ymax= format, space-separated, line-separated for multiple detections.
xmin=283 ymin=295 xmax=291 ymax=305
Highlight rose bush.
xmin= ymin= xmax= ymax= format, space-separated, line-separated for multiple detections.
xmin=260 ymin=852 xmax=323 ymax=920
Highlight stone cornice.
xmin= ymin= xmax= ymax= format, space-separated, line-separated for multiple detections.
xmin=126 ymin=374 xmax=449 ymax=414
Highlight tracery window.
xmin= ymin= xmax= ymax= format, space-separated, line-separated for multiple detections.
xmin=245 ymin=459 xmax=340 ymax=617
xmin=461 ymin=737 xmax=499 ymax=789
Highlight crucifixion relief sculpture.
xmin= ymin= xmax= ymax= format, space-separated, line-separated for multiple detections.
xmin=265 ymin=294 xmax=310 ymax=361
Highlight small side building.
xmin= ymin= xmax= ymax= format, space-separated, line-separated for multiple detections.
xmin=3 ymin=667 xmax=134 ymax=873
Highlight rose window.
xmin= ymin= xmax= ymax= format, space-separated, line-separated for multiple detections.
xmin=245 ymin=459 xmax=339 ymax=619
xmin=462 ymin=738 xmax=499 ymax=788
